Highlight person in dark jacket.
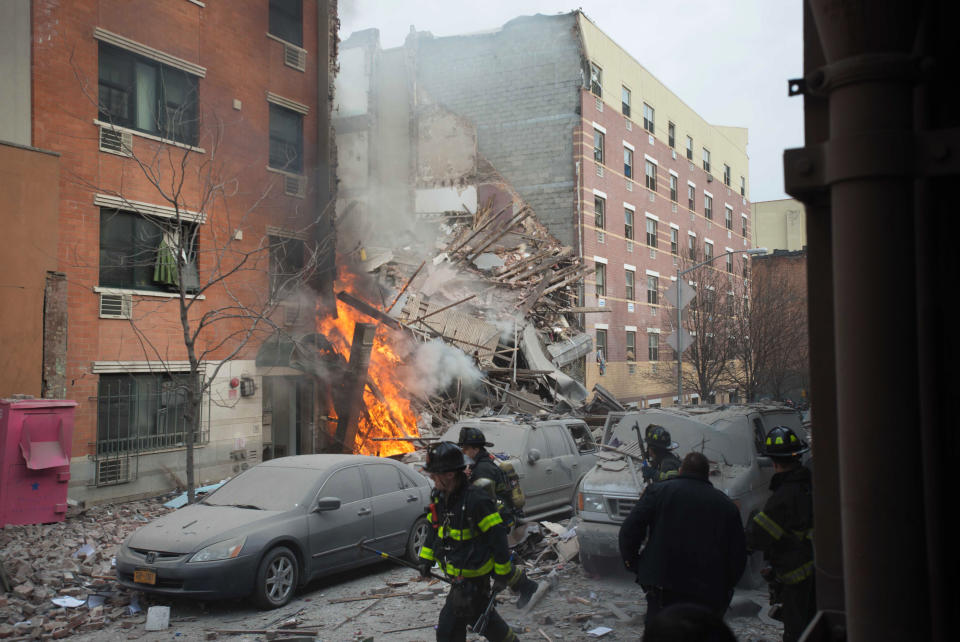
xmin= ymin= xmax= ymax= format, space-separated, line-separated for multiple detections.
xmin=745 ymin=426 xmax=815 ymax=642
xmin=642 ymin=424 xmax=682 ymax=483
xmin=418 ymin=442 xmax=522 ymax=641
xmin=619 ymin=452 xmax=747 ymax=623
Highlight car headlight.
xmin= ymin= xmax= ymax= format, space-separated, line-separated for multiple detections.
xmin=188 ymin=536 xmax=246 ymax=563
xmin=578 ymin=492 xmax=606 ymax=513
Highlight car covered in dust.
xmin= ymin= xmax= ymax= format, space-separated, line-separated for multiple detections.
xmin=116 ymin=455 xmax=431 ymax=609
xmin=575 ymin=404 xmax=809 ymax=584
xmin=439 ymin=415 xmax=599 ymax=521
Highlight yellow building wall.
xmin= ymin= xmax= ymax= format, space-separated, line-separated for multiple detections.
xmin=752 ymin=198 xmax=807 ymax=252
xmin=577 ymin=13 xmax=750 ymax=200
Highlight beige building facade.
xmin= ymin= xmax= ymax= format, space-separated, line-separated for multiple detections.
xmin=752 ymin=198 xmax=807 ymax=252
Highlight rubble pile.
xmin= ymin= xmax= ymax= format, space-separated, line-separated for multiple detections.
xmin=0 ymin=498 xmax=172 ymax=639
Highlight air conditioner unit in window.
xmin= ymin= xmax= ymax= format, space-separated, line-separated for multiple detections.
xmin=283 ymin=43 xmax=307 ymax=71
xmin=284 ymin=174 xmax=307 ymax=198
xmin=595 ymin=97 xmax=603 ymax=112
xmin=99 ymin=126 xmax=132 ymax=157
xmin=99 ymin=293 xmax=132 ymax=319
xmin=596 ymin=164 xmax=604 ymax=177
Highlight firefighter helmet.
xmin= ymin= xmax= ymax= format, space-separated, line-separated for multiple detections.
xmin=646 ymin=424 xmax=679 ymax=451
xmin=457 ymin=426 xmax=494 ymax=448
xmin=423 ymin=441 xmax=467 ymax=473
xmin=764 ymin=426 xmax=810 ymax=459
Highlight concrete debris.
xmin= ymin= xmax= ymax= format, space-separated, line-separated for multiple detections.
xmin=0 ymin=496 xmax=174 ymax=636
xmin=144 ymin=605 xmax=170 ymax=631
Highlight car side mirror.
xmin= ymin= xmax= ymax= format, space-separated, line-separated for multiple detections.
xmin=313 ymin=497 xmax=342 ymax=512
xmin=527 ymin=449 xmax=542 ymax=465
xmin=757 ymin=456 xmax=774 ymax=469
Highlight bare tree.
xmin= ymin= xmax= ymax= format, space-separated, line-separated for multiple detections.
xmin=72 ymin=66 xmax=333 ymax=502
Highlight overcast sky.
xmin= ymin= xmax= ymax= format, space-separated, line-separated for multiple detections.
xmin=338 ymin=0 xmax=804 ymax=203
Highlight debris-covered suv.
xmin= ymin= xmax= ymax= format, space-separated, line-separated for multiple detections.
xmin=576 ymin=404 xmax=809 ymax=583
xmin=441 ymin=415 xmax=598 ymax=521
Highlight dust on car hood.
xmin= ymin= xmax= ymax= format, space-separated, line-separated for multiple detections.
xmin=126 ymin=504 xmax=281 ymax=554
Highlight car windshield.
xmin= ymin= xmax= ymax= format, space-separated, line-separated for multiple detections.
xmin=610 ymin=413 xmax=753 ymax=466
xmin=202 ymin=466 xmax=322 ymax=511
xmin=442 ymin=423 xmax=527 ymax=455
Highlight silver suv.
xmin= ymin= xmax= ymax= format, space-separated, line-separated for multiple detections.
xmin=576 ymin=404 xmax=809 ymax=583
xmin=441 ymin=415 xmax=599 ymax=521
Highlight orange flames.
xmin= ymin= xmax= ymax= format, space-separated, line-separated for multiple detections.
xmin=317 ymin=275 xmax=418 ymax=457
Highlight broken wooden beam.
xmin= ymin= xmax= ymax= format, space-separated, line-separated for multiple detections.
xmin=337 ymin=290 xmax=402 ymax=330
xmin=385 ymin=260 xmax=426 ymax=313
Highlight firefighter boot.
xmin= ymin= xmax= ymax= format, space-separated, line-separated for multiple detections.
xmin=515 ymin=575 xmax=540 ymax=609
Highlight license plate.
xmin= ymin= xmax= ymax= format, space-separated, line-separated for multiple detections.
xmin=133 ymin=569 xmax=157 ymax=585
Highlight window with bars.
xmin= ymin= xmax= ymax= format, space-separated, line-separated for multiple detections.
xmin=648 ymin=333 xmax=659 ymax=361
xmin=705 ymin=194 xmax=713 ymax=220
xmin=595 ymin=262 xmax=606 ymax=297
xmin=594 ymin=196 xmax=606 ymax=229
xmin=647 ymin=275 xmax=659 ymax=304
xmin=593 ymin=129 xmax=605 ymax=164
xmin=622 ymin=86 xmax=631 ymax=117
xmin=643 ymin=103 xmax=655 ymax=133
xmin=625 ymin=270 xmax=635 ymax=300
xmin=626 ymin=331 xmax=637 ymax=362
xmin=98 ymin=43 xmax=199 ymax=145
xmin=645 ymin=160 xmax=657 ymax=191
xmin=668 ymin=122 xmax=675 ymax=149
xmin=624 ymin=209 xmax=634 ymax=240
xmin=646 ymin=218 xmax=658 ymax=248
xmin=590 ymin=62 xmax=603 ymax=97
xmin=624 ymin=147 xmax=633 ymax=179
xmin=670 ymin=175 xmax=678 ymax=202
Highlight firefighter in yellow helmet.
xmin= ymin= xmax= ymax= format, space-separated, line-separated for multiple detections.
xmin=745 ymin=426 xmax=814 ymax=642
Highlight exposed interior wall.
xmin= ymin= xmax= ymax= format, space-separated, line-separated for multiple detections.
xmin=752 ymin=198 xmax=807 ymax=252
xmin=0 ymin=0 xmax=31 ymax=146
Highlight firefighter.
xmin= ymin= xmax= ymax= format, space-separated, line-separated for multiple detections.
xmin=643 ymin=424 xmax=681 ymax=483
xmin=418 ymin=442 xmax=526 ymax=641
xmin=745 ymin=426 xmax=815 ymax=642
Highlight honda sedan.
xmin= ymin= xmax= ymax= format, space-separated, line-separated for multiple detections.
xmin=116 ymin=455 xmax=431 ymax=608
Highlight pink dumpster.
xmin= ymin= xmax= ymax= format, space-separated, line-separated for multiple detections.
xmin=0 ymin=398 xmax=77 ymax=526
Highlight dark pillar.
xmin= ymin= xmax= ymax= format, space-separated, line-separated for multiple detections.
xmin=335 ymin=322 xmax=376 ymax=452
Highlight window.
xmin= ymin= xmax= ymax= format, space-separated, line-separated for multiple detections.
xmin=725 ymin=206 xmax=733 ymax=230
xmin=594 ymin=196 xmax=606 ymax=229
xmin=703 ymin=148 xmax=711 ymax=173
xmin=590 ymin=62 xmax=603 ymax=97
xmin=686 ymin=136 xmax=694 ymax=160
xmin=723 ymin=164 xmax=731 ymax=186
xmin=269 ymin=235 xmax=305 ymax=296
xmin=668 ymin=122 xmax=676 ymax=149
xmin=645 ymin=160 xmax=657 ymax=191
xmin=624 ymin=209 xmax=634 ymax=240
xmin=320 ymin=466 xmax=365 ymax=504
xmin=647 ymin=275 xmax=659 ymax=304
xmin=669 ymin=175 xmax=678 ymax=202
xmin=740 ymin=176 xmax=746 ymax=197
xmin=98 ymin=43 xmax=199 ymax=145
xmin=705 ymin=242 xmax=714 ymax=262
xmin=643 ymin=103 xmax=655 ymax=133
xmin=593 ymin=129 xmax=605 ymax=164
xmin=269 ymin=103 xmax=303 ymax=172
xmin=97 ymin=372 xmax=198 ymax=454
xmin=648 ymin=333 xmax=659 ymax=361
xmin=624 ymin=147 xmax=633 ymax=179
xmin=646 ymin=218 xmax=658 ymax=248
xmin=687 ymin=184 xmax=695 ymax=211
xmin=100 ymin=208 xmax=198 ymax=292
xmin=688 ymin=235 xmax=696 ymax=260
xmin=622 ymin=86 xmax=631 ymax=117
xmin=741 ymin=216 xmax=748 ymax=237
xmin=626 ymin=331 xmax=637 ymax=362
xmin=726 ymin=252 xmax=733 ymax=273
xmin=269 ymin=0 xmax=303 ymax=47
xmin=365 ymin=463 xmax=406 ymax=496
xmin=704 ymin=194 xmax=713 ymax=220
xmin=595 ymin=262 xmax=606 ymax=297
xmin=596 ymin=329 xmax=607 ymax=362
xmin=670 ymin=228 xmax=678 ymax=255
xmin=625 ymin=270 xmax=636 ymax=300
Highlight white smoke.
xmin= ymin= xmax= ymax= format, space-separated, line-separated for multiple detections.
xmin=401 ymin=338 xmax=481 ymax=397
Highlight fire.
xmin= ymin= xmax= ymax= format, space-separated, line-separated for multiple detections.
xmin=317 ymin=278 xmax=418 ymax=457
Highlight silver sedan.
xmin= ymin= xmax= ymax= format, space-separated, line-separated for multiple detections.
xmin=116 ymin=455 xmax=431 ymax=608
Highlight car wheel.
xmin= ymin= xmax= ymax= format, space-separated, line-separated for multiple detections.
xmin=405 ymin=516 xmax=430 ymax=562
xmin=253 ymin=546 xmax=299 ymax=609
